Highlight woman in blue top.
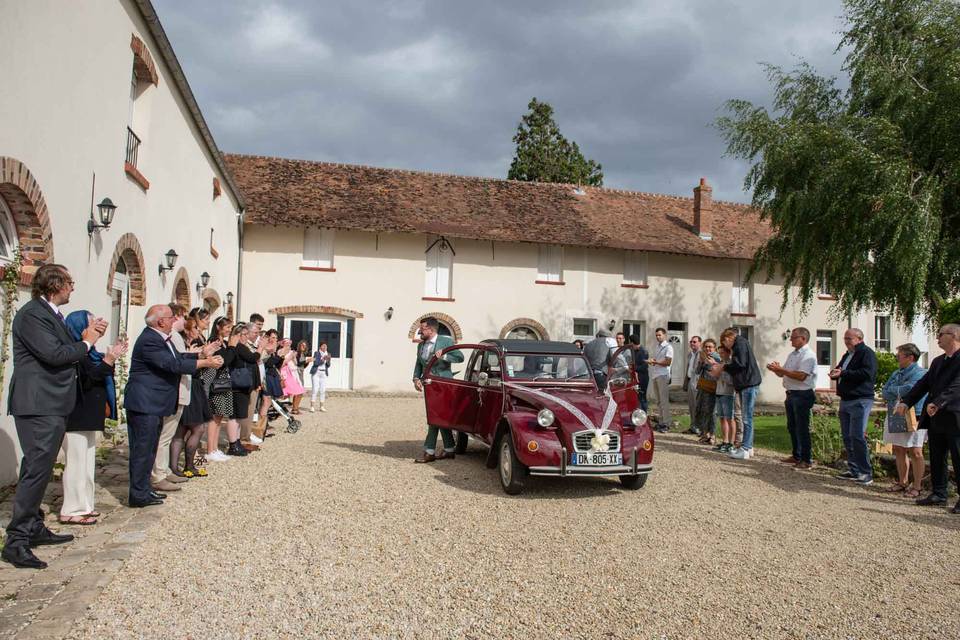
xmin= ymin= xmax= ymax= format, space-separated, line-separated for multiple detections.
xmin=881 ymin=343 xmax=927 ymax=498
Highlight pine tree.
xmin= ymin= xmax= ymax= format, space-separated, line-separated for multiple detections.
xmin=508 ymin=98 xmax=603 ymax=186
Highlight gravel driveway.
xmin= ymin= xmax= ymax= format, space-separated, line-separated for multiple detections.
xmin=70 ymin=397 xmax=960 ymax=639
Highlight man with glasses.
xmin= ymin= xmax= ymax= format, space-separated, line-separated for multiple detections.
xmin=684 ymin=335 xmax=702 ymax=434
xmin=829 ymin=328 xmax=878 ymax=485
xmin=3 ymin=265 xmax=107 ymax=569
xmin=124 ymin=305 xmax=222 ymax=507
xmin=896 ymin=324 xmax=960 ymax=513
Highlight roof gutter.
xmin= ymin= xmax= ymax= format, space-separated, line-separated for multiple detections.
xmin=132 ymin=0 xmax=246 ymax=211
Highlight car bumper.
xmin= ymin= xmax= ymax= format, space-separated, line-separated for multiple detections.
xmin=528 ymin=446 xmax=653 ymax=477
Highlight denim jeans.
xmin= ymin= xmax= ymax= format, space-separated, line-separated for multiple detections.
xmin=738 ymin=386 xmax=758 ymax=450
xmin=424 ymin=424 xmax=455 ymax=454
xmin=785 ymin=389 xmax=815 ymax=463
xmin=839 ymin=397 xmax=873 ymax=478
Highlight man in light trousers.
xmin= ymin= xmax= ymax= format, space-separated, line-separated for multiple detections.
xmin=648 ymin=327 xmax=673 ymax=432
xmin=151 ymin=303 xmax=190 ymax=492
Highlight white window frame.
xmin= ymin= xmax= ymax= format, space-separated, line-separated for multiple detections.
xmin=537 ymin=245 xmax=563 ymax=283
xmin=732 ymin=261 xmax=752 ymax=314
xmin=302 ymin=228 xmax=335 ymax=269
xmin=874 ymin=315 xmax=891 ymax=352
xmin=0 ymin=197 xmax=18 ymax=263
xmin=424 ymin=236 xmax=453 ymax=298
xmin=623 ymin=251 xmax=648 ymax=286
xmin=572 ymin=318 xmax=596 ymax=340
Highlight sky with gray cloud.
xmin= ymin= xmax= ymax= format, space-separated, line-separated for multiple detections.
xmin=154 ymin=0 xmax=849 ymax=203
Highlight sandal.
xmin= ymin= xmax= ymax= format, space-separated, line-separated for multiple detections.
xmin=885 ymin=483 xmax=907 ymax=493
xmin=58 ymin=515 xmax=97 ymax=525
xmin=83 ymin=511 xmax=101 ymax=518
xmin=904 ymin=488 xmax=921 ymax=498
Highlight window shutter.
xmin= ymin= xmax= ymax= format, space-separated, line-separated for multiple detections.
xmin=733 ymin=262 xmax=750 ymax=313
xmin=624 ymin=251 xmax=647 ymax=285
xmin=317 ymin=229 xmax=335 ymax=268
xmin=538 ymin=245 xmax=563 ymax=282
xmin=424 ymin=237 xmax=453 ymax=298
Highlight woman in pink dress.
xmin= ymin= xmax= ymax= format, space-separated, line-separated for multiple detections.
xmin=280 ymin=346 xmax=306 ymax=413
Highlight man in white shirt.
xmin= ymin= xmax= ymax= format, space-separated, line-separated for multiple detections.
xmin=647 ymin=327 xmax=674 ymax=432
xmin=684 ymin=335 xmax=702 ymax=434
xmin=766 ymin=327 xmax=818 ymax=468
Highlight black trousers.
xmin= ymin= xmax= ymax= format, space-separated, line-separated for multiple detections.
xmin=5 ymin=415 xmax=67 ymax=547
xmin=928 ymin=430 xmax=960 ymax=499
xmin=785 ymin=389 xmax=816 ymax=463
xmin=127 ymin=411 xmax=162 ymax=503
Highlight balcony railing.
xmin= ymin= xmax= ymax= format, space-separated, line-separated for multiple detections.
xmin=125 ymin=127 xmax=141 ymax=168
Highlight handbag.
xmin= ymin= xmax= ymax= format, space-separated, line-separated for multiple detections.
xmin=230 ymin=366 xmax=254 ymax=392
xmin=210 ymin=368 xmax=233 ymax=394
xmin=697 ymin=376 xmax=717 ymax=394
xmin=905 ymin=407 xmax=919 ymax=432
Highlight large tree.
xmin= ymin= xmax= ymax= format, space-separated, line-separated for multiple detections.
xmin=717 ymin=0 xmax=960 ymax=325
xmin=508 ymin=98 xmax=603 ymax=186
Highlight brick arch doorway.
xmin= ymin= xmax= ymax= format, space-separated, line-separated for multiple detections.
xmin=0 ymin=157 xmax=56 ymax=284
xmin=171 ymin=267 xmax=190 ymax=307
xmin=106 ymin=233 xmax=146 ymax=341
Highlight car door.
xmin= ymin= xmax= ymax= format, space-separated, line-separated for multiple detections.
xmin=606 ymin=346 xmax=640 ymax=416
xmin=473 ymin=348 xmax=506 ymax=442
xmin=423 ymin=344 xmax=483 ymax=430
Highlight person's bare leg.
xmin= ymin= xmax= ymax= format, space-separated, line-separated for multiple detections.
xmin=909 ymin=446 xmax=925 ymax=491
xmin=292 ymin=394 xmax=302 ymax=413
xmin=207 ymin=417 xmax=222 ymax=453
xmin=225 ymin=419 xmax=240 ymax=442
xmin=893 ymin=445 xmax=908 ymax=486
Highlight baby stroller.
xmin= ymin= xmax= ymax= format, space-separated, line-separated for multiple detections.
xmin=266 ymin=397 xmax=301 ymax=433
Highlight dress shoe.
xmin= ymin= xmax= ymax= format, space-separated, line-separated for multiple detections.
xmin=952 ymin=500 xmax=960 ymax=515
xmin=435 ymin=450 xmax=455 ymax=460
xmin=414 ymin=452 xmax=436 ymax=463
xmin=129 ymin=498 xmax=164 ymax=508
xmin=166 ymin=474 xmax=189 ymax=484
xmin=241 ymin=442 xmax=260 ymax=452
xmin=916 ymin=494 xmax=947 ymax=506
xmin=1 ymin=545 xmax=47 ymax=569
xmin=779 ymin=456 xmax=800 ymax=464
xmin=152 ymin=480 xmax=181 ymax=492
xmin=29 ymin=527 xmax=74 ymax=547
xmin=149 ymin=491 xmax=167 ymax=500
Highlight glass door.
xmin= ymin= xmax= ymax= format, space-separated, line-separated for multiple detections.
xmin=283 ymin=315 xmax=353 ymax=390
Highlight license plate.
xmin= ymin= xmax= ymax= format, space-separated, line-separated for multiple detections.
xmin=571 ymin=452 xmax=623 ymax=466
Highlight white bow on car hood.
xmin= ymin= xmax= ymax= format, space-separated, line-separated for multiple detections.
xmin=503 ymin=382 xmax=619 ymax=439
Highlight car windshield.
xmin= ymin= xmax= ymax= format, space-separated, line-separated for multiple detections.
xmin=503 ymin=354 xmax=592 ymax=382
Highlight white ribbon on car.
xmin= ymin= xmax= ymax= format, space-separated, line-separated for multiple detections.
xmin=501 ymin=382 xmax=619 ymax=451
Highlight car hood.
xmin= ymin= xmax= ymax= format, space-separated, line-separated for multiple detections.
xmin=506 ymin=385 xmax=618 ymax=434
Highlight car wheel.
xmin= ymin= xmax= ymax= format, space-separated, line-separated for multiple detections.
xmin=619 ymin=473 xmax=648 ymax=490
xmin=454 ymin=431 xmax=469 ymax=454
xmin=499 ymin=436 xmax=525 ymax=495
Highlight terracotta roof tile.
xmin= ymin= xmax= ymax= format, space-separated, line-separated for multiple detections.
xmin=225 ymin=153 xmax=770 ymax=260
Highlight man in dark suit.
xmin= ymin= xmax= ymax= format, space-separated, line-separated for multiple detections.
xmin=896 ymin=324 xmax=960 ymax=513
xmin=123 ymin=304 xmax=221 ymax=507
xmin=829 ymin=328 xmax=878 ymax=485
xmin=3 ymin=264 xmax=107 ymax=569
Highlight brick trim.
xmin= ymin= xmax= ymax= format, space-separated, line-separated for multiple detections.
xmin=171 ymin=266 xmax=190 ymax=306
xmin=499 ymin=317 xmax=550 ymax=341
xmin=268 ymin=305 xmax=364 ymax=319
xmin=0 ymin=157 xmax=55 ymax=284
xmin=730 ymin=312 xmax=756 ymax=318
xmin=621 ymin=283 xmax=649 ymax=289
xmin=106 ymin=233 xmax=147 ymax=305
xmin=299 ymin=266 xmax=336 ymax=272
xmin=130 ymin=34 xmax=159 ymax=86
xmin=421 ymin=296 xmax=454 ymax=302
xmin=535 ymin=280 xmax=565 ymax=286
xmin=124 ymin=162 xmax=150 ymax=191
xmin=407 ymin=312 xmax=463 ymax=342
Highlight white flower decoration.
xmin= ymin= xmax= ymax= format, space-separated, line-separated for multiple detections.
xmin=590 ymin=431 xmax=611 ymax=452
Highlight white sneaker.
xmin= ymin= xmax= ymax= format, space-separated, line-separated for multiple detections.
xmin=309 ymin=405 xmax=315 ymax=413
xmin=206 ymin=449 xmax=230 ymax=462
xmin=249 ymin=434 xmax=263 ymax=445
xmin=251 ymin=414 xmax=258 ymax=423
xmin=320 ymin=404 xmax=327 ymax=413
xmin=729 ymin=447 xmax=752 ymax=460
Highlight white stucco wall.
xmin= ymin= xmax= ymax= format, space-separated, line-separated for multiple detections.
xmin=0 ymin=0 xmax=241 ymax=483
xmin=241 ymin=226 xmax=925 ymax=403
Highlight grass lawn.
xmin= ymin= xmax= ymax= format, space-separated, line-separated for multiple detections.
xmin=672 ymin=414 xmax=843 ymax=455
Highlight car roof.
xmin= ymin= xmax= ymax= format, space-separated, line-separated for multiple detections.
xmin=480 ymin=339 xmax=583 ymax=355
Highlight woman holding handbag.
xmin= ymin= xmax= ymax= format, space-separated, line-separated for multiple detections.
xmin=203 ymin=318 xmax=248 ymax=460
xmin=882 ymin=343 xmax=927 ymax=498
xmin=693 ymin=339 xmax=721 ymax=444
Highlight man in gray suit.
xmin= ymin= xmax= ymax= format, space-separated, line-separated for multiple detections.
xmin=3 ymin=264 xmax=106 ymax=569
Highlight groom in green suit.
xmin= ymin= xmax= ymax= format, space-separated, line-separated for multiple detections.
xmin=413 ymin=317 xmax=463 ymax=463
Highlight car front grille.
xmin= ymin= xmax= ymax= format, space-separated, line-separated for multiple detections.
xmin=573 ymin=430 xmax=620 ymax=453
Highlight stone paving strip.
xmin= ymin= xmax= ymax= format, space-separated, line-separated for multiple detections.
xmin=3 ymin=397 xmax=960 ymax=639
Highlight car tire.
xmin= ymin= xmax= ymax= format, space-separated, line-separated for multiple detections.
xmin=454 ymin=431 xmax=469 ymax=454
xmin=619 ymin=473 xmax=648 ymax=490
xmin=498 ymin=435 xmax=525 ymax=495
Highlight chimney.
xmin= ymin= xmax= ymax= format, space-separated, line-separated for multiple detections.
xmin=693 ymin=177 xmax=713 ymax=240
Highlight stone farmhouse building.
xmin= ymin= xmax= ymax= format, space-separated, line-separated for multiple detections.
xmin=228 ymin=154 xmax=931 ymax=400
xmin=0 ymin=0 xmax=243 ymax=482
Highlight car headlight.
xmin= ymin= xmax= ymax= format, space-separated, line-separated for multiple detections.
xmin=631 ymin=409 xmax=647 ymax=427
xmin=537 ymin=408 xmax=555 ymax=428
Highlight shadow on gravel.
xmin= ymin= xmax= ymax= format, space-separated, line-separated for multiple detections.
xmin=655 ymin=435 xmax=914 ymax=509
xmin=320 ymin=439 xmax=627 ymax=499
xmin=857 ymin=506 xmax=960 ymax=533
